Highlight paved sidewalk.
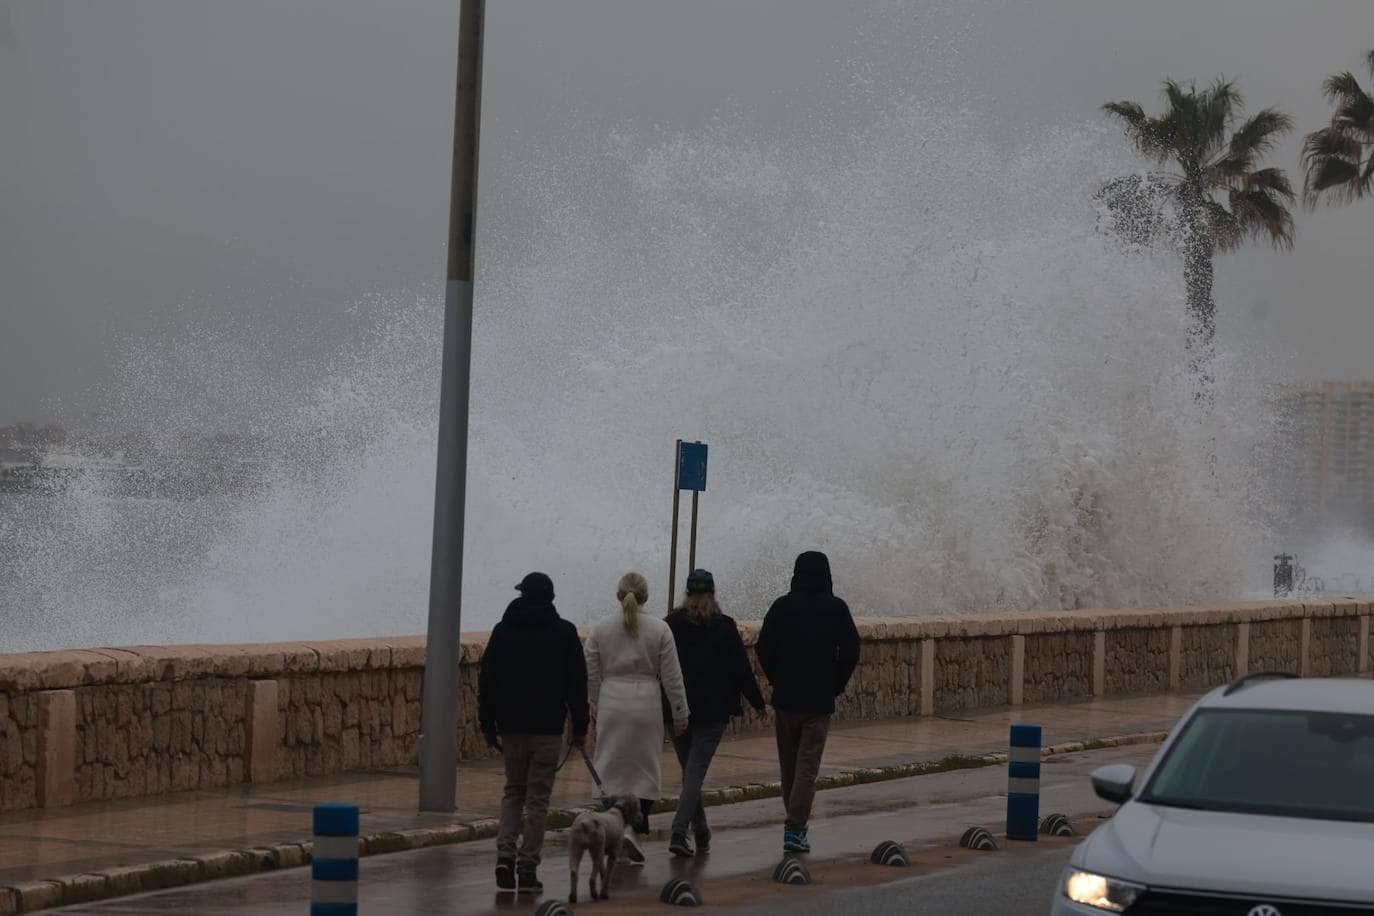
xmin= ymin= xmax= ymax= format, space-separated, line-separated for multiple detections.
xmin=0 ymin=693 xmax=1197 ymax=899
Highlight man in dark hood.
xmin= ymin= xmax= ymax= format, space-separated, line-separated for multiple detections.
xmin=755 ymin=551 xmax=861 ymax=855
xmin=478 ymin=572 xmax=589 ymax=894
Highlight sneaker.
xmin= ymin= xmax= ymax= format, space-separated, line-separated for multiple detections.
xmin=621 ymin=829 xmax=646 ymax=864
xmin=798 ymin=826 xmax=812 ymax=853
xmin=669 ymin=834 xmax=695 ymax=858
xmin=783 ymin=829 xmax=806 ymax=853
xmin=494 ymin=858 xmax=515 ymax=891
xmin=515 ymin=868 xmax=543 ymax=894
xmin=693 ymin=830 xmax=711 ymax=855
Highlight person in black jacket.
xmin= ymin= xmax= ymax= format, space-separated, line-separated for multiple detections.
xmin=755 ymin=551 xmax=860 ymax=855
xmin=478 ymin=572 xmax=589 ymax=894
xmin=663 ymin=569 xmax=767 ymax=858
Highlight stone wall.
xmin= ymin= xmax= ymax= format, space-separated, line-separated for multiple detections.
xmin=1025 ymin=631 xmax=1095 ymax=703
xmin=1179 ymin=624 xmax=1238 ymax=689
xmin=1104 ymin=627 xmax=1171 ymax=696
xmin=1309 ymin=615 xmax=1361 ymax=678
xmin=1249 ymin=618 xmax=1303 ymax=673
xmin=1 ymin=600 xmax=1369 ymax=814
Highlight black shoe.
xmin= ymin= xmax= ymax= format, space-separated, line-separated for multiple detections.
xmin=495 ymin=858 xmax=515 ymax=891
xmin=694 ymin=830 xmax=711 ymax=855
xmin=516 ymin=869 xmax=543 ymax=894
xmin=669 ymin=834 xmax=694 ymax=858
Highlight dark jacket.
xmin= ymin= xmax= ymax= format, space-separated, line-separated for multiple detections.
xmin=665 ymin=609 xmax=767 ymax=726
xmin=755 ymin=552 xmax=861 ymax=715
xmin=478 ymin=597 xmax=590 ymax=738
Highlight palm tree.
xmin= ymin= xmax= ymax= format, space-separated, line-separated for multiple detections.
xmin=1099 ymin=79 xmax=1295 ymax=392
xmin=1302 ymin=50 xmax=1374 ymax=207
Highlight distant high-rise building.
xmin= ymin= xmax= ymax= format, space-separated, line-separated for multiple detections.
xmin=1276 ymin=381 xmax=1374 ymax=533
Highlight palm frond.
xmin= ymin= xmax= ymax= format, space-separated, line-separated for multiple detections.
xmin=1102 ymin=101 xmax=1173 ymax=162
xmin=1204 ymin=200 xmax=1242 ymax=252
xmin=1322 ymin=71 xmax=1366 ymax=105
xmin=1246 ymin=167 xmax=1296 ymax=200
xmin=1229 ymin=185 xmax=1295 ymax=251
xmin=1225 ymin=108 xmax=1293 ymax=160
xmin=1302 ymin=125 xmax=1369 ymax=206
xmin=1207 ymin=109 xmax=1293 ymax=185
xmin=1330 ymin=87 xmax=1374 ymax=139
xmin=1198 ymin=79 xmax=1243 ymax=159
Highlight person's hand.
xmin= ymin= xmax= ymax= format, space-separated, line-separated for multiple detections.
xmin=672 ymin=721 xmax=688 ymax=737
xmin=755 ymin=706 xmax=771 ymax=724
xmin=484 ymin=732 xmax=502 ymax=751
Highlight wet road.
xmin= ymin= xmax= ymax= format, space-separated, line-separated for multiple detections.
xmin=717 ymin=843 xmax=1076 ymax=915
xmin=56 ymin=744 xmax=1152 ymax=914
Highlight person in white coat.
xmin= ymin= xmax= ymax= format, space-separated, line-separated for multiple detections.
xmin=585 ymin=571 xmax=690 ymax=863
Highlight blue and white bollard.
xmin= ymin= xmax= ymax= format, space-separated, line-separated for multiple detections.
xmin=1006 ymin=724 xmax=1041 ymax=842
xmin=312 ymin=803 xmax=359 ymax=915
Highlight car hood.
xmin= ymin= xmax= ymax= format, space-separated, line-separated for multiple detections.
xmin=1081 ymin=802 xmax=1374 ymax=902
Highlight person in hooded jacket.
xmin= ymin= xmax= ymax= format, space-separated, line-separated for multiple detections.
xmin=478 ymin=572 xmax=589 ymax=895
xmin=662 ymin=569 xmax=768 ymax=858
xmin=755 ymin=551 xmax=861 ymax=855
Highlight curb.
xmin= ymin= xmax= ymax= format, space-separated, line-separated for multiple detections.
xmin=0 ymin=730 xmax=1167 ymax=914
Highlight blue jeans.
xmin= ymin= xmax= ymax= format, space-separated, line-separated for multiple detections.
xmin=670 ymin=722 xmax=728 ymax=839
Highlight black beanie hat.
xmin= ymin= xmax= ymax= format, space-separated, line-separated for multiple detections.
xmin=514 ymin=571 xmax=555 ymax=602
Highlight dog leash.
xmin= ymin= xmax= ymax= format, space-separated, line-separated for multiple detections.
xmin=579 ymin=746 xmax=604 ymax=792
xmin=548 ymin=741 xmax=607 ymax=803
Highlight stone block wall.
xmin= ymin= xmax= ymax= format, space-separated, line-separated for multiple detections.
xmin=934 ymin=637 xmax=1011 ymax=713
xmin=1179 ymin=624 xmax=1237 ymax=689
xmin=0 ymin=693 xmax=37 ymax=811
xmin=1024 ymin=631 xmax=1095 ymax=703
xmin=1309 ymin=616 xmax=1361 ymax=677
xmin=1 ymin=599 xmax=1369 ymax=814
xmin=1249 ymin=618 xmax=1303 ymax=673
xmin=1104 ymin=627 xmax=1171 ymax=695
xmin=74 ymin=679 xmax=247 ymax=802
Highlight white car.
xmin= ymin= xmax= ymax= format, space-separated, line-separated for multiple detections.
xmin=1052 ymin=673 xmax=1374 ymax=915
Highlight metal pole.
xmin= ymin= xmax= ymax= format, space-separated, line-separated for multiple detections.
xmin=688 ymin=490 xmax=699 ymax=574
xmin=419 ymin=0 xmax=485 ymax=813
xmin=668 ymin=441 xmax=682 ymax=613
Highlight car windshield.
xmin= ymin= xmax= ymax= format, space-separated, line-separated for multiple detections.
xmin=1141 ymin=707 xmax=1374 ymax=823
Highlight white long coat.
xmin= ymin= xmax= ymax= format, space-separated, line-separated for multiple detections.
xmin=585 ymin=611 xmax=690 ymax=801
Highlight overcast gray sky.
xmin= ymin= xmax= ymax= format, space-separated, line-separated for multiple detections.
xmin=2 ymin=0 xmax=1372 ymax=427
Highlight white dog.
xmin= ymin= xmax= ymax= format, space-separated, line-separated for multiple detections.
xmin=568 ymin=794 xmax=642 ymax=903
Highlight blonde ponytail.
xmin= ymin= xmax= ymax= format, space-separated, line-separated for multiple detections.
xmin=616 ymin=572 xmax=649 ymax=637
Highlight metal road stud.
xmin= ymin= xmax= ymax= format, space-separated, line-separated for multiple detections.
xmin=1006 ymin=723 xmax=1043 ymax=841
xmin=959 ymin=826 xmax=998 ymax=851
xmin=311 ymin=803 xmax=359 ymax=916
xmin=660 ymin=877 xmax=703 ymax=906
xmin=870 ymin=840 xmax=910 ymax=866
xmin=1040 ymin=813 xmax=1075 ymax=836
xmin=772 ymin=857 xmax=813 ymax=885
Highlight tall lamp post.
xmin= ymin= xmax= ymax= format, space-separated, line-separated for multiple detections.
xmin=419 ymin=0 xmax=485 ymax=813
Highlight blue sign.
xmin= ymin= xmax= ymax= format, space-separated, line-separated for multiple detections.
xmin=677 ymin=441 xmax=708 ymax=492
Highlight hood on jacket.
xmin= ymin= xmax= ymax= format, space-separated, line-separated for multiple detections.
xmin=514 ymin=571 xmax=555 ymax=602
xmin=790 ymin=551 xmax=833 ymax=594
xmin=501 ymin=596 xmax=560 ymax=626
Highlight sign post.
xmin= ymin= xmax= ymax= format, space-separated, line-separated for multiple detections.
xmin=668 ymin=440 xmax=708 ymax=610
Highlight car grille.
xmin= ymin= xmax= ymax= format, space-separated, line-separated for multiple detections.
xmin=1129 ymin=890 xmax=1374 ymax=915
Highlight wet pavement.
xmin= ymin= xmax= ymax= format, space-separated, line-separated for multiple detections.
xmin=0 ymin=692 xmax=1197 ymax=887
xmin=53 ymin=743 xmax=1156 ymax=913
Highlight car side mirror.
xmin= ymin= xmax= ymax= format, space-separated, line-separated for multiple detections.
xmin=1091 ymin=764 xmax=1137 ymax=804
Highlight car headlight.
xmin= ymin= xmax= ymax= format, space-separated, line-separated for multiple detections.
xmin=1062 ymin=868 xmax=1145 ymax=912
